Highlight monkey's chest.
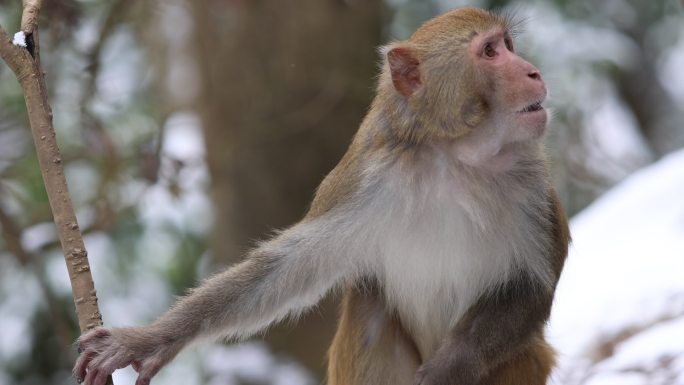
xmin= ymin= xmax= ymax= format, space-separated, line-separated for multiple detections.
xmin=374 ymin=183 xmax=532 ymax=358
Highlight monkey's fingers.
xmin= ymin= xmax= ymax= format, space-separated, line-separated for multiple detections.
xmin=80 ymin=350 xmax=134 ymax=385
xmin=83 ymin=367 xmax=102 ymax=385
xmin=74 ymin=328 xmax=112 ymax=383
xmin=85 ymin=366 xmax=113 ymax=385
xmin=135 ymin=357 xmax=164 ymax=385
xmin=73 ymin=348 xmax=96 ymax=383
xmin=78 ymin=327 xmax=112 ymax=345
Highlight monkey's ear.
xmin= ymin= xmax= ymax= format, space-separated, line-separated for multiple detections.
xmin=387 ymin=45 xmax=422 ymax=97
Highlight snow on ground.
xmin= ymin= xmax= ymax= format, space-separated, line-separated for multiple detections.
xmin=549 ymin=148 xmax=684 ymax=385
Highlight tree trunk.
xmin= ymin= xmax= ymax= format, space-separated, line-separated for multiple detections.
xmin=191 ymin=0 xmax=384 ymax=379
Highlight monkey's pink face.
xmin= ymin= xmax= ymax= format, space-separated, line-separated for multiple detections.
xmin=469 ymin=28 xmax=548 ymax=137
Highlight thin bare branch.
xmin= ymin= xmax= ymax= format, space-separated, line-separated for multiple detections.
xmin=0 ymin=21 xmax=104 ymax=331
xmin=21 ymin=0 xmax=43 ymax=34
xmin=1 ymin=13 xmax=113 ymax=384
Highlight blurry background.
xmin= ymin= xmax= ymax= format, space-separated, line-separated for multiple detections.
xmin=0 ymin=0 xmax=683 ymax=384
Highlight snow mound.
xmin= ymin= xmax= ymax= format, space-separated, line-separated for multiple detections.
xmin=549 ymin=148 xmax=684 ymax=385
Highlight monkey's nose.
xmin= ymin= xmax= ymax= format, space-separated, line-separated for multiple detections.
xmin=528 ymin=70 xmax=542 ymax=81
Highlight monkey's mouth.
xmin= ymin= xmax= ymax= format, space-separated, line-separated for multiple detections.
xmin=517 ymin=101 xmax=544 ymax=113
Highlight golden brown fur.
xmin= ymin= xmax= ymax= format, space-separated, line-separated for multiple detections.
xmin=74 ymin=7 xmax=568 ymax=385
xmin=327 ymin=7 xmax=568 ymax=385
xmin=328 ymin=283 xmax=421 ymax=385
xmin=482 ymin=335 xmax=557 ymax=385
xmin=328 ymin=290 xmax=560 ymax=385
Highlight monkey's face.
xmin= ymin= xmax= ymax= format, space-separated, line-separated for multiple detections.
xmin=439 ymin=30 xmax=548 ymax=168
xmin=384 ymin=7 xmax=549 ymax=157
xmin=467 ymin=27 xmax=548 ymax=141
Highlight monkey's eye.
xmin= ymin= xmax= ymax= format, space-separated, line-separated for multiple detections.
xmin=483 ymin=43 xmax=496 ymax=58
xmin=504 ymin=38 xmax=514 ymax=52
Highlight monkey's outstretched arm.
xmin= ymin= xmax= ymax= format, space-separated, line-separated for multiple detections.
xmin=73 ymin=213 xmax=360 ymax=385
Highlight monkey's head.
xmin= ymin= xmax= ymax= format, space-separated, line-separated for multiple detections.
xmin=380 ymin=7 xmax=547 ymax=157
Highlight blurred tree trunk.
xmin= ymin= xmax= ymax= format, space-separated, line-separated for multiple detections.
xmin=191 ymin=0 xmax=384 ymax=379
xmin=603 ymin=0 xmax=684 ymax=158
xmin=614 ymin=32 xmax=684 ymax=157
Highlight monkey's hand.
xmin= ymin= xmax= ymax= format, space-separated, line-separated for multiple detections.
xmin=73 ymin=326 xmax=183 ymax=385
xmin=413 ymin=346 xmax=484 ymax=385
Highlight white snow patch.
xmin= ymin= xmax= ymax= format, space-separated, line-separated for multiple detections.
xmin=549 ymin=148 xmax=684 ymax=384
xmin=204 ymin=343 xmax=314 ymax=385
xmin=12 ymin=31 xmax=26 ymax=47
xmin=136 ymin=111 xmax=211 ymax=234
xmin=583 ymin=373 xmax=647 ymax=385
xmin=137 ymin=182 xmax=212 ymax=234
xmin=0 ymin=315 xmax=30 ymax=361
xmin=21 ymin=222 xmax=57 ymax=252
xmin=162 ymin=112 xmax=205 ymax=160
xmin=598 ymin=316 xmax=684 ymax=371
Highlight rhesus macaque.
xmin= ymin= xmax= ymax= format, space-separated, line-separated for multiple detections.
xmin=74 ymin=7 xmax=569 ymax=385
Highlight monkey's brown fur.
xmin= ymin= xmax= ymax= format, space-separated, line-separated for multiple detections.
xmin=328 ymin=188 xmax=568 ymax=384
xmin=74 ymin=7 xmax=569 ymax=385
xmin=328 ymin=282 xmax=422 ymax=385
xmin=330 ymin=300 xmax=556 ymax=385
xmin=327 ymin=7 xmax=569 ymax=385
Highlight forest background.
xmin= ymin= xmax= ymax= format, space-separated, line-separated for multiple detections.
xmin=1 ymin=0 xmax=683 ymax=384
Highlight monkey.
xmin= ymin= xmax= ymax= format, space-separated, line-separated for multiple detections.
xmin=74 ymin=7 xmax=569 ymax=385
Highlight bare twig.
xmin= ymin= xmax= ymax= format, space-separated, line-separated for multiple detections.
xmin=20 ymin=0 xmax=43 ymax=34
xmin=0 ymin=21 xmax=105 ymax=330
xmin=1 ymin=5 xmax=112 ymax=383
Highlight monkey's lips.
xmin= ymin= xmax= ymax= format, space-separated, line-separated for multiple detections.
xmin=515 ymin=100 xmax=547 ymax=134
xmin=516 ymin=101 xmax=544 ymax=114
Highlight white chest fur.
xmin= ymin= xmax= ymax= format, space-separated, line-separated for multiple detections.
xmin=360 ymin=148 xmax=551 ymax=358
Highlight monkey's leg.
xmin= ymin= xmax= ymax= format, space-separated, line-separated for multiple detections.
xmin=481 ymin=334 xmax=556 ymax=385
xmin=328 ymin=283 xmax=420 ymax=385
